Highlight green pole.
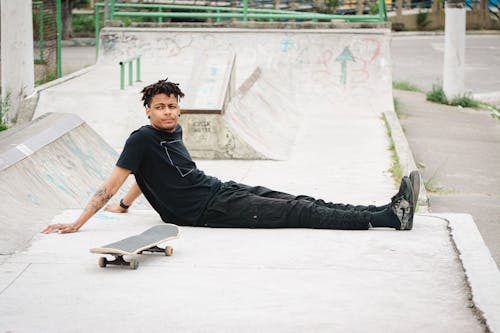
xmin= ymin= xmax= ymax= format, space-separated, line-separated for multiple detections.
xmin=136 ymin=57 xmax=141 ymax=82
xmin=379 ymin=0 xmax=388 ymax=21
xmin=158 ymin=7 xmax=163 ymax=23
xmin=39 ymin=2 xmax=44 ymax=61
xmin=55 ymin=0 xmax=62 ymax=78
xmin=128 ymin=61 xmax=133 ymax=86
xmin=243 ymin=0 xmax=248 ymax=21
xmin=110 ymin=0 xmax=116 ymax=20
xmin=95 ymin=5 xmax=100 ymax=60
xmin=120 ymin=62 xmax=125 ymax=90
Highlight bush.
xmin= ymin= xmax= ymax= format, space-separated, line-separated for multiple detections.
xmin=426 ymin=84 xmax=483 ymax=109
xmin=426 ymin=84 xmax=448 ymax=104
xmin=416 ymin=10 xmax=431 ymax=30
xmin=73 ymin=14 xmax=95 ymax=33
xmin=450 ymin=94 xmax=480 ymax=108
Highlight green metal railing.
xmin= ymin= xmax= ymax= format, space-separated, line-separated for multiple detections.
xmin=55 ymin=0 xmax=62 ymax=78
xmin=33 ymin=0 xmax=62 ymax=78
xmin=33 ymin=1 xmax=44 ymax=63
xmin=119 ymin=56 xmax=141 ymax=90
xmin=95 ymin=1 xmax=387 ymax=58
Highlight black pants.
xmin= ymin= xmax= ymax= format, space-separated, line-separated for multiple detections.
xmin=200 ymin=181 xmax=386 ymax=230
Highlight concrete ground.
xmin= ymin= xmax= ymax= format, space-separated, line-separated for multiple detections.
xmin=1 ymin=30 xmax=499 ymax=332
xmin=0 ymin=210 xmax=488 ymax=332
xmin=392 ymin=33 xmax=500 ymax=270
xmin=395 ymin=89 xmax=500 ymax=268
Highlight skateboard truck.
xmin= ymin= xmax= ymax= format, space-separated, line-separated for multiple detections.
xmin=98 ymin=255 xmax=139 ymax=270
xmin=98 ymin=245 xmax=174 ymax=270
xmin=138 ymin=245 xmax=173 ymax=256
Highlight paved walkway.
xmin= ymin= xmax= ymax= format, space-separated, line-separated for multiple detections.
xmin=395 ymin=89 xmax=500 ymax=268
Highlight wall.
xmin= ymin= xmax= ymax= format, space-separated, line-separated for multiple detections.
xmin=0 ymin=0 xmax=35 ymax=124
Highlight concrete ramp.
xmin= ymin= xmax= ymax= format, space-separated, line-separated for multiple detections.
xmin=223 ymin=67 xmax=299 ymax=160
xmin=179 ymin=65 xmax=299 ymax=160
xmin=32 ymin=28 xmax=393 ymax=159
xmin=0 ymin=113 xmax=144 ymax=254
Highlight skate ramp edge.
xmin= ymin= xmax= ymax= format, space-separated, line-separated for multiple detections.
xmin=0 ymin=113 xmax=135 ymax=254
xmin=179 ymin=53 xmax=292 ymax=159
xmin=431 ymin=213 xmax=500 ymax=333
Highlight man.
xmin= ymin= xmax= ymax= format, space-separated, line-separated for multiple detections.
xmin=42 ymin=79 xmax=420 ymax=235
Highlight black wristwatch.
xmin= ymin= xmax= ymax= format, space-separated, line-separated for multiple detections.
xmin=119 ymin=199 xmax=130 ymax=210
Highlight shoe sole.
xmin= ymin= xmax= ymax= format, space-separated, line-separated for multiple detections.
xmin=401 ymin=177 xmax=415 ymax=231
xmin=409 ymin=170 xmax=421 ymax=213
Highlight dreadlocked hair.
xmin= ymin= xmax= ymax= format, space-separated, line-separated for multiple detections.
xmin=140 ymin=78 xmax=185 ymax=107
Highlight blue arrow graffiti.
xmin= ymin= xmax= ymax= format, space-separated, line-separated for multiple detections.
xmin=335 ymin=47 xmax=354 ymax=85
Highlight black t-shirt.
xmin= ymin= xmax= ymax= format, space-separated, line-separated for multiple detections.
xmin=116 ymin=124 xmax=221 ymax=225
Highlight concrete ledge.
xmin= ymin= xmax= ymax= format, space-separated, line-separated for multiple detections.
xmin=0 ymin=113 xmax=84 ymax=172
xmin=61 ymin=38 xmax=95 ymax=47
xmin=425 ymin=213 xmax=500 ymax=333
xmin=35 ymin=64 xmax=97 ymax=93
xmin=383 ymin=109 xmax=430 ymax=211
xmin=129 ymin=21 xmax=391 ymax=30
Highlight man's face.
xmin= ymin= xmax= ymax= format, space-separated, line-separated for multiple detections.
xmin=146 ymin=93 xmax=180 ymax=132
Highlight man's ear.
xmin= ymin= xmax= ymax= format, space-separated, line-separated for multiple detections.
xmin=145 ymin=106 xmax=151 ymax=119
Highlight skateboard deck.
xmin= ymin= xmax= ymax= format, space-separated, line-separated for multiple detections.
xmin=90 ymin=224 xmax=180 ymax=269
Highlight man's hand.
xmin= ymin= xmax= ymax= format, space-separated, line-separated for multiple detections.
xmin=41 ymin=223 xmax=79 ymax=234
xmin=104 ymin=203 xmax=128 ymax=213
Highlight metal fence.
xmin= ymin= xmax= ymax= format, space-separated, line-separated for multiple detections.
xmin=32 ymin=0 xmax=62 ymax=84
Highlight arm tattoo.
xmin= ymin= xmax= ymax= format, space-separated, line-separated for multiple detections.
xmin=85 ymin=186 xmax=113 ymax=214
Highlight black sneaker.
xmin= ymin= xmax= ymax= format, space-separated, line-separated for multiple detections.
xmin=409 ymin=170 xmax=421 ymax=213
xmin=391 ymin=176 xmax=415 ymax=230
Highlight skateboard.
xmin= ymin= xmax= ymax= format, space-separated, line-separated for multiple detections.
xmin=90 ymin=224 xmax=180 ymax=270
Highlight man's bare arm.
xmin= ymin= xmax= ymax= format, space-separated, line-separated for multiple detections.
xmin=104 ymin=181 xmax=142 ymax=213
xmin=41 ymin=166 xmax=131 ymax=234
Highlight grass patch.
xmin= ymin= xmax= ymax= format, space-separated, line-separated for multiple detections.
xmin=424 ymin=179 xmax=456 ymax=194
xmin=450 ymin=95 xmax=481 ymax=108
xmin=482 ymin=103 xmax=500 ymax=119
xmin=0 ymin=92 xmax=10 ymax=132
xmin=382 ymin=113 xmax=403 ymax=186
xmin=35 ymin=71 xmax=57 ymax=86
xmin=393 ymin=81 xmax=422 ymax=92
xmin=426 ymin=84 xmax=487 ymax=109
xmin=426 ymin=84 xmax=448 ymax=104
xmin=424 ymin=179 xmax=444 ymax=193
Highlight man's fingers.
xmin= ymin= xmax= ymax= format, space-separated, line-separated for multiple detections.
xmin=59 ymin=225 xmax=77 ymax=234
xmin=41 ymin=224 xmax=77 ymax=234
xmin=41 ymin=225 xmax=58 ymax=234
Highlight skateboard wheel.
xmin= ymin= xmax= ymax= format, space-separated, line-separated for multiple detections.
xmin=165 ymin=246 xmax=173 ymax=256
xmin=130 ymin=259 xmax=139 ymax=270
xmin=98 ymin=257 xmax=107 ymax=268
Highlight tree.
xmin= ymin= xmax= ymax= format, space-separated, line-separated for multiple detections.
xmin=61 ymin=0 xmax=89 ymax=40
